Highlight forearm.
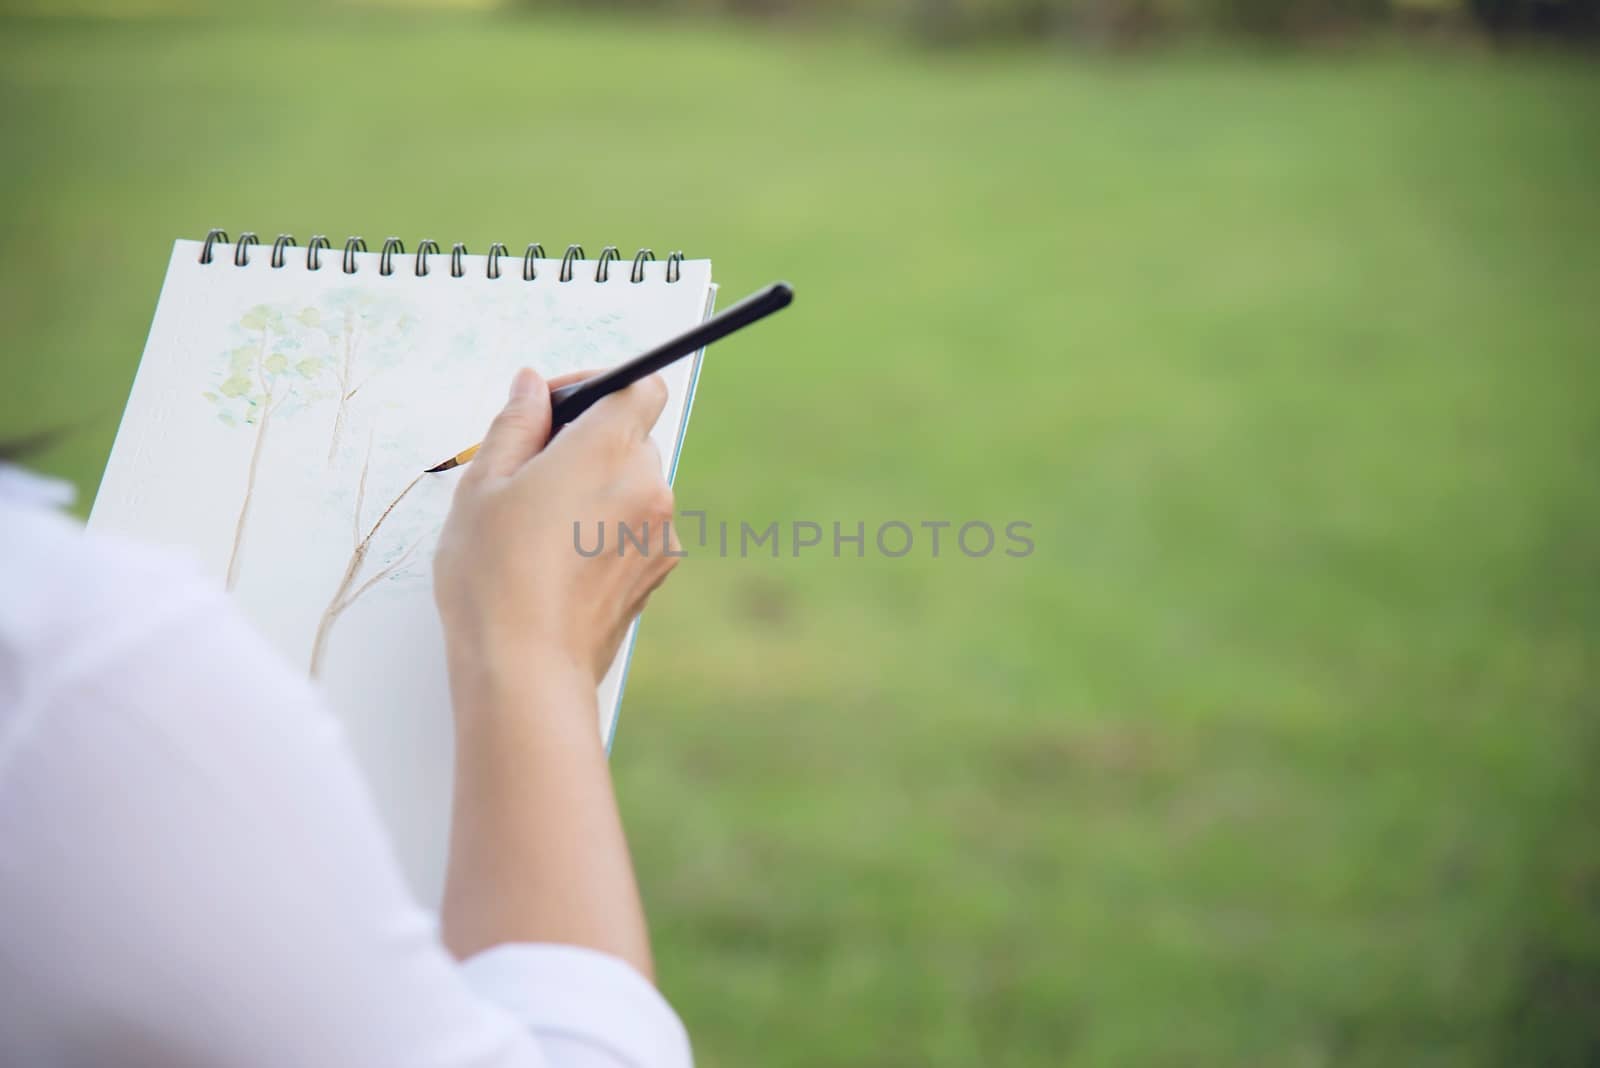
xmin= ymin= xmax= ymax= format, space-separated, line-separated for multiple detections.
xmin=440 ymin=650 xmax=654 ymax=980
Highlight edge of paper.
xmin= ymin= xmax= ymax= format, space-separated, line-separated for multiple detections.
xmin=602 ymin=279 xmax=718 ymax=756
xmin=88 ymin=240 xmax=190 ymax=523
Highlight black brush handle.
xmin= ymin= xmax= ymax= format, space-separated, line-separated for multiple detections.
xmin=549 ymin=281 xmax=794 ymax=426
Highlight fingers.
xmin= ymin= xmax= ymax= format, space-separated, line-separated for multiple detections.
xmin=471 ymin=368 xmax=553 ymax=479
xmin=582 ymin=374 xmax=670 ymax=442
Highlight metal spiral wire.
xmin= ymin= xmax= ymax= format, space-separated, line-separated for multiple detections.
xmin=198 ymin=231 xmax=685 ymax=282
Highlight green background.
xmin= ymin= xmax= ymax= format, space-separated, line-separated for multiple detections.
xmin=2 ymin=11 xmax=1597 ymax=1065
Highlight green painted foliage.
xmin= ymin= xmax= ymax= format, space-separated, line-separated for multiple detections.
xmin=206 ymin=302 xmax=327 ymax=423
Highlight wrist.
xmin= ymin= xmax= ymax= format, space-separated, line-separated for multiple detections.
xmin=446 ymin=640 xmax=601 ymax=737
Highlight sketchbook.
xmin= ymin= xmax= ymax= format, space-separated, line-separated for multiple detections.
xmin=90 ymin=231 xmax=715 ymax=904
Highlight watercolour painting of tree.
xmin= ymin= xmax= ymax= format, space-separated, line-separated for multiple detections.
xmin=205 ymin=302 xmax=325 ymax=590
xmin=204 ymin=290 xmax=427 ymax=647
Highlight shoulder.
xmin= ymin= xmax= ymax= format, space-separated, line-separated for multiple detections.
xmin=0 ymin=492 xmax=220 ymax=719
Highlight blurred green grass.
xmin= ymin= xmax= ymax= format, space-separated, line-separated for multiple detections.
xmin=3 ymin=12 xmax=1599 ymax=1065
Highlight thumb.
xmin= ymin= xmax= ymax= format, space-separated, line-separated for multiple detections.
xmin=472 ymin=368 xmax=552 ymax=478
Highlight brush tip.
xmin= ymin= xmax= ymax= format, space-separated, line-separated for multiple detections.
xmin=424 ymin=458 xmax=457 ymax=474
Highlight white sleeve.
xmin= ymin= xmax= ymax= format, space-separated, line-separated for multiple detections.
xmin=0 ymin=533 xmax=691 ymax=1068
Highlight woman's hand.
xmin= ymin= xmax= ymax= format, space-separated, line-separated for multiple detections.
xmin=435 ymin=367 xmax=679 ymax=970
xmin=433 ymin=367 xmax=682 ymax=707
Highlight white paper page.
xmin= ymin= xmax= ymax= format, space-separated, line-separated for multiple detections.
xmin=90 ymin=240 xmax=713 ymax=903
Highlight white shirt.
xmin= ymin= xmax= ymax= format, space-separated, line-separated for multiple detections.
xmin=0 ymin=465 xmax=692 ymax=1068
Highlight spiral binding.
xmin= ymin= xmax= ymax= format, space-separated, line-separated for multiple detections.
xmin=200 ymin=229 xmax=684 ymax=283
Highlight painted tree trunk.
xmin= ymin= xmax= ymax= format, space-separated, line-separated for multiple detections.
xmin=328 ymin=311 xmax=359 ymax=464
xmin=309 ymin=541 xmax=367 ymax=677
xmin=307 ymin=472 xmax=423 ymax=677
xmin=224 ymin=355 xmax=274 ymax=593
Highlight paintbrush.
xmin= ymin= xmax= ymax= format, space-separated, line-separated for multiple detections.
xmin=425 ymin=281 xmax=793 ymax=473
